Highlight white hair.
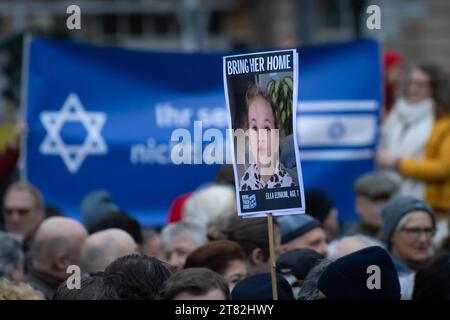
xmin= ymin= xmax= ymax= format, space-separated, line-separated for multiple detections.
xmin=160 ymin=221 xmax=207 ymax=248
xmin=0 ymin=232 xmax=24 ymax=279
xmin=328 ymin=235 xmax=384 ymax=260
xmin=182 ymin=184 xmax=235 ymax=229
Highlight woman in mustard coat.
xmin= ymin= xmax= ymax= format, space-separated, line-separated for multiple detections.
xmin=377 ymin=63 xmax=450 ymax=248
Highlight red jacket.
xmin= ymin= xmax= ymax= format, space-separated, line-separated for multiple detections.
xmin=0 ymin=145 xmax=20 ymax=183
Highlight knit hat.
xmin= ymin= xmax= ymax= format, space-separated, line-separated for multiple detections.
xmin=276 ymin=248 xmax=325 ymax=280
xmin=318 ymin=246 xmax=401 ymax=300
xmin=231 ymin=272 xmax=294 ymax=300
xmin=81 ymin=190 xmax=119 ymax=230
xmin=167 ymin=193 xmax=191 ymax=223
xmin=305 ymin=189 xmax=334 ymax=223
xmin=384 ymin=49 xmax=405 ymax=69
xmin=354 ymin=171 xmax=399 ymax=200
xmin=277 ymin=214 xmax=321 ymax=244
xmin=381 ymin=195 xmax=435 ymax=249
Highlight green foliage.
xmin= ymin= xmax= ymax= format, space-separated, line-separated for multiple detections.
xmin=266 ymin=76 xmax=293 ymax=136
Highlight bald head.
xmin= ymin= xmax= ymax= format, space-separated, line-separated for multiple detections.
xmin=328 ymin=235 xmax=384 ymax=260
xmin=32 ymin=217 xmax=88 ymax=278
xmin=81 ymin=228 xmax=137 ymax=274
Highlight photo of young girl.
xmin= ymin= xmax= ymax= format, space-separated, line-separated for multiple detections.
xmin=240 ymin=84 xmax=296 ymax=191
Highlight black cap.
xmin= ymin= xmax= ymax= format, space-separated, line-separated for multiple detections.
xmin=276 ymin=248 xmax=325 ymax=280
xmin=231 ymin=272 xmax=294 ymax=300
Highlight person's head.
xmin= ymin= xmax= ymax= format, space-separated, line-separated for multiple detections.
xmin=413 ymin=253 xmax=450 ymax=300
xmin=81 ymin=190 xmax=119 ymax=230
xmin=160 ymin=221 xmax=207 ymax=271
xmin=0 ymin=231 xmax=25 ymax=282
xmin=276 ymin=248 xmax=325 ymax=297
xmin=140 ymin=227 xmax=162 ymax=260
xmin=231 ymin=272 xmax=294 ymax=300
xmin=184 ymin=240 xmax=247 ymax=290
xmin=224 ymin=215 xmax=280 ymax=275
xmin=328 ymin=235 xmax=385 ymax=261
xmin=318 ymin=246 xmax=401 ymax=300
xmin=214 ymin=164 xmax=236 ymax=186
xmin=88 ymin=211 xmax=142 ymax=245
xmin=54 ymin=275 xmax=105 ymax=300
xmin=305 ymin=189 xmax=339 ymax=239
xmin=245 ymin=85 xmax=279 ymax=169
xmin=80 ymin=228 xmax=138 ymax=274
xmin=277 ymin=214 xmax=328 ymax=256
xmin=0 ymin=278 xmax=45 ymax=300
xmin=31 ymin=217 xmax=88 ymax=279
xmin=182 ymin=184 xmax=235 ymax=230
xmin=381 ymin=196 xmax=436 ymax=269
xmin=354 ymin=171 xmax=399 ymax=230
xmin=297 ymin=259 xmax=332 ymax=300
xmin=384 ymin=49 xmax=405 ymax=86
xmin=102 ymin=254 xmax=172 ymax=300
xmin=3 ymin=181 xmax=45 ymax=241
xmin=162 ymin=268 xmax=229 ymax=300
xmin=404 ymin=63 xmax=450 ymax=114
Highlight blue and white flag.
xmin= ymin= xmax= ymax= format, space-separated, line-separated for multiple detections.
xmin=23 ymin=37 xmax=380 ymax=226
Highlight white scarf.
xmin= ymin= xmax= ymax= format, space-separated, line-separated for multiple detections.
xmin=381 ymin=98 xmax=435 ymax=199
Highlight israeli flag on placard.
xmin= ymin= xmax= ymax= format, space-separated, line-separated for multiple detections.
xmin=23 ymin=37 xmax=380 ymax=226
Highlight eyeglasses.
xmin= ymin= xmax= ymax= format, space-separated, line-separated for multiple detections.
xmin=3 ymin=207 xmax=34 ymax=216
xmin=400 ymin=227 xmax=435 ymax=239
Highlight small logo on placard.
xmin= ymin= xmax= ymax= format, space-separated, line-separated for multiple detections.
xmin=242 ymin=194 xmax=257 ymax=209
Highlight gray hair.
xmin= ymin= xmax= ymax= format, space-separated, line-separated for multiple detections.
xmin=328 ymin=235 xmax=385 ymax=260
xmin=395 ymin=213 xmax=414 ymax=233
xmin=297 ymin=259 xmax=332 ymax=300
xmin=0 ymin=231 xmax=24 ymax=279
xmin=160 ymin=221 xmax=207 ymax=248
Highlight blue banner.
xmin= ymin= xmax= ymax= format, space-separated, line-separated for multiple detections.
xmin=23 ymin=37 xmax=381 ymax=226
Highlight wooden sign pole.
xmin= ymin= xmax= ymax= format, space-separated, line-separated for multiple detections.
xmin=267 ymin=213 xmax=278 ymax=300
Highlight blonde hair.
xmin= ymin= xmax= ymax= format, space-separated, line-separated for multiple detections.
xmin=0 ymin=278 xmax=45 ymax=300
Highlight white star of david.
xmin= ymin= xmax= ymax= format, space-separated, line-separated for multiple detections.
xmin=39 ymin=93 xmax=107 ymax=173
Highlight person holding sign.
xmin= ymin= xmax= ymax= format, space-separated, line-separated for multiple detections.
xmin=240 ymin=85 xmax=295 ymax=191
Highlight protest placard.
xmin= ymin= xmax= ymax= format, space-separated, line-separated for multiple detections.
xmin=223 ymin=50 xmax=305 ymax=217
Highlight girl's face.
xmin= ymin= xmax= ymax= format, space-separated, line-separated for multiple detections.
xmin=248 ymin=96 xmax=276 ymax=168
xmin=407 ymin=68 xmax=431 ymax=104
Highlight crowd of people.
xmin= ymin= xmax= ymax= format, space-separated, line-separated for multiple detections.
xmin=0 ymin=52 xmax=449 ymax=300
